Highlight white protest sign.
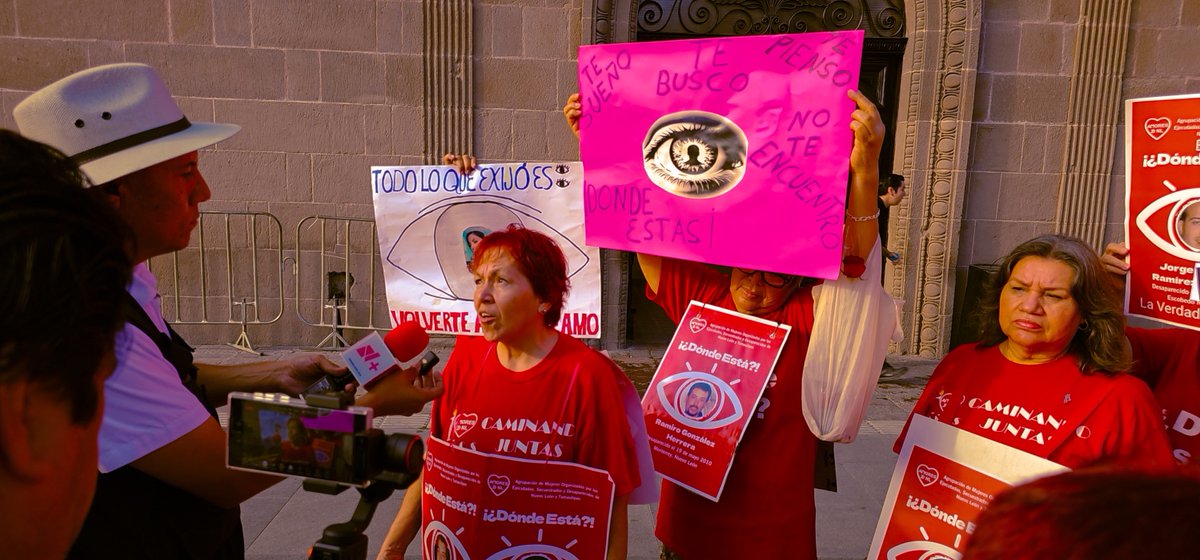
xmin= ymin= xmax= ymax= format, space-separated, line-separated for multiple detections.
xmin=370 ymin=162 xmax=602 ymax=337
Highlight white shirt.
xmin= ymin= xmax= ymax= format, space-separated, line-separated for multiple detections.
xmin=97 ymin=263 xmax=211 ymax=472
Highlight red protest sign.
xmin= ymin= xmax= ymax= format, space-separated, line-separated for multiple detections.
xmin=420 ymin=437 xmax=615 ymax=560
xmin=1125 ymin=94 xmax=1200 ymax=329
xmin=869 ymin=416 xmax=1067 ymax=559
xmin=641 ymin=301 xmax=789 ymax=501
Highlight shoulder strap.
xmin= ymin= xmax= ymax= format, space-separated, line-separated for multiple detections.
xmin=121 ymin=293 xmax=215 ymax=417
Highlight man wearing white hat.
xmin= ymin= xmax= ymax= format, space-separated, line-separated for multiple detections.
xmin=14 ymin=63 xmax=442 ymax=558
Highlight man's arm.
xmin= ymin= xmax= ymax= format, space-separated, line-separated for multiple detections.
xmin=195 ymin=353 xmax=343 ymax=406
xmin=130 ymin=418 xmax=282 ymax=509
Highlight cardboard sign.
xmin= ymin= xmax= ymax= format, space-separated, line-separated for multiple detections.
xmin=868 ymin=415 xmax=1068 ymax=560
xmin=420 ymin=436 xmax=614 ymax=560
xmin=578 ymin=31 xmax=863 ymax=280
xmin=1124 ymin=94 xmax=1200 ymax=330
xmin=641 ymin=301 xmax=789 ymax=501
xmin=371 ymin=163 xmax=602 ymax=337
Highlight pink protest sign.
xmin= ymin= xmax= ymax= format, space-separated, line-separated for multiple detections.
xmin=421 ymin=436 xmax=614 ymax=560
xmin=1124 ymin=94 xmax=1200 ymax=329
xmin=578 ymin=31 xmax=863 ymax=279
xmin=641 ymin=301 xmax=789 ymax=501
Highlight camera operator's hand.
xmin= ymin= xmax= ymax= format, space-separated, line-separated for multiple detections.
xmin=355 ymin=365 xmax=443 ymax=416
xmin=196 ymin=352 xmax=348 ymax=407
xmin=278 ymin=353 xmax=348 ymax=395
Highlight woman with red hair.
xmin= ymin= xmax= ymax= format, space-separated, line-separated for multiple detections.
xmin=378 ymin=224 xmax=640 ymax=560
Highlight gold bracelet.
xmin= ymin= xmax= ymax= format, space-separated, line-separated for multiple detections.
xmin=846 ymin=208 xmax=880 ymax=222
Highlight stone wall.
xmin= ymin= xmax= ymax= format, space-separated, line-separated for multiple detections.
xmin=0 ymin=0 xmax=582 ymax=347
xmin=917 ymin=0 xmax=1200 ymax=354
xmin=4 ymin=0 xmax=1198 ymax=353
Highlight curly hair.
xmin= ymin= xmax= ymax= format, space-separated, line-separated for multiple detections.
xmin=977 ymin=234 xmax=1129 ymax=374
xmin=0 ymin=130 xmax=132 ymax=423
xmin=468 ymin=224 xmax=570 ymax=328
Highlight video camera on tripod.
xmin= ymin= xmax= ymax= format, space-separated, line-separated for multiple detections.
xmin=226 ymin=324 xmax=440 ymax=559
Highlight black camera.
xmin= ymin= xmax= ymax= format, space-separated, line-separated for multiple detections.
xmin=226 ymin=391 xmax=426 ymax=559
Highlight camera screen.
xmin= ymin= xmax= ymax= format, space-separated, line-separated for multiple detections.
xmin=227 ymin=396 xmax=372 ymax=485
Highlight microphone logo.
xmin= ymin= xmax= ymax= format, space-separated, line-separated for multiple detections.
xmin=356 ymin=344 xmax=383 ymax=370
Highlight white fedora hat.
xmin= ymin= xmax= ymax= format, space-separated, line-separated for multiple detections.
xmin=13 ymin=63 xmax=240 ymax=186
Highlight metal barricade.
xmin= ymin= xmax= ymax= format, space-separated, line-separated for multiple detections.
xmin=288 ymin=215 xmax=392 ymax=349
xmin=151 ymin=211 xmax=285 ymax=354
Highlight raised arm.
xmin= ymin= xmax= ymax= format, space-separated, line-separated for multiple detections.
xmin=443 ymin=153 xmax=477 ymax=175
xmin=844 ymin=89 xmax=885 ymax=261
xmin=1101 ymin=242 xmax=1130 ymax=290
xmin=563 ymin=93 xmax=582 ymax=139
xmin=637 ymin=253 xmax=663 ymax=295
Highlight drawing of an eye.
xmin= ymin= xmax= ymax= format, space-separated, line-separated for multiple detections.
xmin=656 ymin=370 xmax=744 ymax=429
xmin=555 ymin=164 xmax=570 ymax=174
xmin=485 ymin=544 xmax=577 ymax=560
xmin=556 ymin=178 xmax=571 ymax=188
xmin=885 ymin=539 xmax=960 ymax=560
xmin=642 ymin=111 xmax=748 ymax=199
xmin=1134 ymin=187 xmax=1200 ymax=261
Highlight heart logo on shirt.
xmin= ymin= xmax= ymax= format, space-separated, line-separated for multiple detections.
xmin=1144 ymin=117 xmax=1171 ymax=140
xmin=688 ymin=316 xmax=708 ymax=334
xmin=452 ymin=413 xmax=478 ymax=440
xmin=487 ymin=474 xmax=511 ymax=496
xmin=915 ymin=464 xmax=939 ymax=487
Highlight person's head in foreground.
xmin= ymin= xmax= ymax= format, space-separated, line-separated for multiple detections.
xmin=979 ymin=234 xmax=1128 ymax=373
xmin=14 ymin=62 xmax=239 ymax=264
xmin=730 ymin=268 xmax=799 ymax=316
xmin=962 ymin=468 xmax=1200 ymax=560
xmin=684 ymin=382 xmax=714 ymax=418
xmin=1178 ymin=200 xmax=1200 ymax=251
xmin=0 ymin=130 xmax=133 ymax=560
xmin=469 ymin=225 xmax=570 ymax=345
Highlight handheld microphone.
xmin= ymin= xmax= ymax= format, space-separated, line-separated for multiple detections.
xmin=344 ymin=322 xmax=429 ymax=388
xmin=303 ymin=322 xmax=430 ymax=395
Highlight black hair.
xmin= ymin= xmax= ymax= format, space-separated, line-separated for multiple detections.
xmin=878 ymin=173 xmax=905 ymax=196
xmin=0 ymin=130 xmax=133 ymax=423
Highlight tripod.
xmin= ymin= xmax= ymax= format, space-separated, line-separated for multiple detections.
xmin=306 ymin=469 xmax=420 ymax=560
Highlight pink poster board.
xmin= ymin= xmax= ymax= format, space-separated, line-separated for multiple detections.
xmin=578 ymin=31 xmax=863 ymax=279
xmin=641 ymin=301 xmax=789 ymax=501
xmin=1124 ymin=94 xmax=1200 ymax=330
xmin=420 ymin=436 xmax=614 ymax=560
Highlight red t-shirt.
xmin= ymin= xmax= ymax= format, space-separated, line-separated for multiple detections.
xmin=648 ymin=258 xmax=818 ymax=560
xmin=896 ymin=343 xmax=1174 ymax=469
xmin=1127 ymin=326 xmax=1200 ymax=465
xmin=430 ymin=334 xmax=640 ymax=496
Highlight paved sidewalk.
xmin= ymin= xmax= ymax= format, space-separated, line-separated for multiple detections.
xmin=198 ymin=343 xmax=935 ymax=559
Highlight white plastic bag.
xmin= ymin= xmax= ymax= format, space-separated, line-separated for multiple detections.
xmin=802 ymin=239 xmax=903 ymax=442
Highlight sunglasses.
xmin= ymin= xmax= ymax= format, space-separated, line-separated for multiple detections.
xmin=735 ymin=268 xmax=796 ymax=288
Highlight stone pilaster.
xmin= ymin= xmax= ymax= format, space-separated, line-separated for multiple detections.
xmin=1053 ymin=0 xmax=1132 ymax=247
xmin=423 ymin=0 xmax=473 ymax=163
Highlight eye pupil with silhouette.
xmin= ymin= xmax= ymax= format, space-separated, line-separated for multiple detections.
xmin=643 ymin=111 xmax=748 ymax=198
